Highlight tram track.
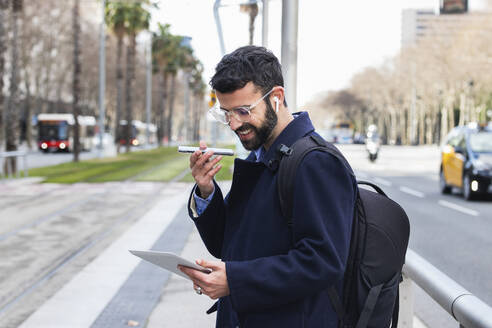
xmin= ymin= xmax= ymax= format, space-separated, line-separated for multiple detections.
xmin=0 ymin=184 xmax=163 ymax=318
xmin=0 ymin=191 xmax=105 ymax=243
xmin=0 ymin=159 xmax=187 ymax=243
xmin=0 ymin=169 xmax=191 ymax=325
xmin=0 ymin=184 xmax=64 ymax=209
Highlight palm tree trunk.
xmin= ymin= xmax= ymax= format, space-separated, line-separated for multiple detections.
xmin=114 ymin=35 xmax=124 ymax=153
xmin=124 ymin=35 xmax=136 ymax=153
xmin=241 ymin=4 xmax=258 ymax=45
xmin=6 ymin=0 xmax=23 ymax=172
xmin=193 ymin=93 xmax=201 ymax=142
xmin=166 ymin=73 xmax=176 ymax=144
xmin=159 ymin=71 xmax=168 ymax=146
xmin=248 ymin=5 xmax=258 ymax=45
xmin=0 ymin=0 xmax=8 ymax=151
xmin=72 ymin=0 xmax=81 ymax=162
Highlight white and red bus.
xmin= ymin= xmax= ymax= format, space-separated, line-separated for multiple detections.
xmin=118 ymin=120 xmax=157 ymax=147
xmin=37 ymin=113 xmax=96 ymax=152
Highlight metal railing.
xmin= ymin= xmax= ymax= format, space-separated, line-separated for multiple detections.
xmin=0 ymin=151 xmax=29 ymax=179
xmin=400 ymin=249 xmax=492 ymax=328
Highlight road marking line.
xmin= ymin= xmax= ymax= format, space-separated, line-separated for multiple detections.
xmin=399 ymin=186 xmax=425 ymax=198
xmin=373 ymin=177 xmax=392 ymax=187
xmin=438 ymin=200 xmax=479 ymax=217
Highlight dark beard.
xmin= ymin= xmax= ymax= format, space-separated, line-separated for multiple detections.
xmin=236 ymin=101 xmax=277 ymax=151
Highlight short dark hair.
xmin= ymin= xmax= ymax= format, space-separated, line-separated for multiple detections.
xmin=210 ymin=46 xmax=284 ymax=97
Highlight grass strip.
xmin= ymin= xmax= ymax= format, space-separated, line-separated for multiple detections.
xmin=136 ymin=156 xmax=190 ymax=182
xmin=28 ymin=147 xmax=181 ymax=183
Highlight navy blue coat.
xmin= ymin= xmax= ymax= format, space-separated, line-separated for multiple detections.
xmin=188 ymin=112 xmax=356 ymax=327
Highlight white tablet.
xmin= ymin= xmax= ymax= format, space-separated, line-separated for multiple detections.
xmin=129 ymin=250 xmax=211 ymax=280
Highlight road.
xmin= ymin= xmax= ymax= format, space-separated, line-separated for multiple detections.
xmin=338 ymin=144 xmax=492 ymax=327
xmin=0 ymin=144 xmax=490 ymax=327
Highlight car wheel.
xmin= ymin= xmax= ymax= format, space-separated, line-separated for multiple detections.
xmin=463 ymin=173 xmax=474 ymax=200
xmin=440 ymin=169 xmax=452 ymax=194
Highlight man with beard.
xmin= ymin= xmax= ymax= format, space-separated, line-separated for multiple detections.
xmin=179 ymin=46 xmax=356 ymax=327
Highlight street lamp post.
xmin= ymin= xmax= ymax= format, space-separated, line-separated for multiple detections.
xmin=262 ymin=0 xmax=269 ymax=47
xmin=281 ymin=0 xmax=298 ymax=112
xmin=98 ymin=0 xmax=106 ymax=155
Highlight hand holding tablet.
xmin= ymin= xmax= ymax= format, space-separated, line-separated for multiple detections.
xmin=129 ymin=250 xmax=211 ymax=281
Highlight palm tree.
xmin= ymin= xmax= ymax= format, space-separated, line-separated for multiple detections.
xmin=190 ymin=60 xmax=205 ymax=142
xmin=105 ymin=1 xmax=129 ymax=152
xmin=240 ymin=1 xmax=259 ymax=45
xmin=181 ymin=49 xmax=198 ymax=142
xmin=72 ymin=0 xmax=81 ymax=162
xmin=165 ymin=38 xmax=188 ymax=143
xmin=5 ymin=0 xmax=23 ymax=172
xmin=152 ymin=23 xmax=175 ymax=146
xmin=0 ymin=0 xmax=8 ymax=149
xmin=123 ymin=1 xmax=151 ymax=152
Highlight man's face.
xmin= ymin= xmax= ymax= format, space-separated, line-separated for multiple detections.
xmin=216 ymin=82 xmax=278 ymax=151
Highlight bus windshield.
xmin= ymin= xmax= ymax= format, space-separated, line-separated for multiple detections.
xmin=38 ymin=122 xmax=68 ymax=140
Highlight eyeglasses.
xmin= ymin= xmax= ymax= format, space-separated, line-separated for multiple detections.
xmin=208 ymin=88 xmax=274 ymax=125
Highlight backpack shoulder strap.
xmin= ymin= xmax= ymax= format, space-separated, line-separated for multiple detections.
xmin=277 ymin=134 xmax=355 ymax=226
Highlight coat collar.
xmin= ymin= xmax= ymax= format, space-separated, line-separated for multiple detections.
xmin=250 ymin=111 xmax=315 ymax=169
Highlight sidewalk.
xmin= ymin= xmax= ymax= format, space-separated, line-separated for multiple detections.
xmin=17 ymin=180 xmax=427 ymax=328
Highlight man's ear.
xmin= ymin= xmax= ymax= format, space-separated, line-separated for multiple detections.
xmin=271 ymin=87 xmax=285 ymax=109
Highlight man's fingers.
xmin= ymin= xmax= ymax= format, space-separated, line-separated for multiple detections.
xmin=195 ymin=151 xmax=214 ymax=168
xmin=192 ymin=153 xmax=221 ymax=178
xmin=199 ymin=140 xmax=207 ymax=150
xmin=207 ymin=164 xmax=222 ymax=178
xmin=189 ymin=150 xmax=201 ymax=168
xmin=202 ymin=155 xmax=222 ymax=172
xmin=197 ymin=259 xmax=223 ymax=270
xmin=179 ymin=266 xmax=209 ymax=285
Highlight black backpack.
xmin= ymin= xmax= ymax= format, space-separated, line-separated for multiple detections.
xmin=276 ymin=135 xmax=410 ymax=328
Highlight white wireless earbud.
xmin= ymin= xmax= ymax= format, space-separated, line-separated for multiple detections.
xmin=274 ymin=96 xmax=280 ymax=113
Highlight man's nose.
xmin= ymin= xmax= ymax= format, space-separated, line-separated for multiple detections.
xmin=228 ymin=116 xmax=242 ymax=131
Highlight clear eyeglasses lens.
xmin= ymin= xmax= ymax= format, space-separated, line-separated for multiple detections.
xmin=234 ymin=107 xmax=250 ymax=116
xmin=209 ymin=106 xmax=228 ymax=124
xmin=209 ymin=105 xmax=251 ymax=124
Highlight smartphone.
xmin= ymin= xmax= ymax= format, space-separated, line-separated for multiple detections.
xmin=178 ymin=146 xmax=235 ymax=156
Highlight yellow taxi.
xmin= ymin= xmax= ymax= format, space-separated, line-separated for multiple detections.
xmin=440 ymin=123 xmax=492 ymax=200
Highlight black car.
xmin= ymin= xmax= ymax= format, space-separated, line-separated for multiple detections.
xmin=440 ymin=123 xmax=492 ymax=200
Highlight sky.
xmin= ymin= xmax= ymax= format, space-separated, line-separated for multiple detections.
xmin=152 ymin=0 xmax=487 ymax=108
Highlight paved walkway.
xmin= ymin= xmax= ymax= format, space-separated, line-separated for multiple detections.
xmin=17 ymin=180 xmax=427 ymax=328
